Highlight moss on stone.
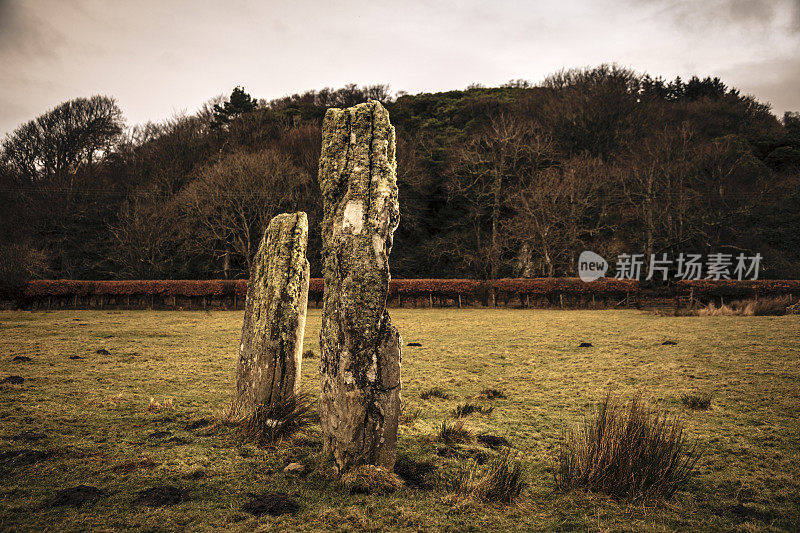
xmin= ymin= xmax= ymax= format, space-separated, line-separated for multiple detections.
xmin=235 ymin=212 xmax=310 ymax=418
xmin=318 ymin=101 xmax=402 ymax=472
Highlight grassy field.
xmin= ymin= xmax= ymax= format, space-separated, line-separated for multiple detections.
xmin=1 ymin=309 xmax=799 ymax=532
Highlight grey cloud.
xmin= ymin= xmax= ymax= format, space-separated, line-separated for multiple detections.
xmin=0 ymin=1 xmax=64 ymax=59
xmin=721 ymin=55 xmax=800 ymax=115
xmin=1 ymin=0 xmax=799 ymax=135
xmin=636 ymin=0 xmax=800 ymax=31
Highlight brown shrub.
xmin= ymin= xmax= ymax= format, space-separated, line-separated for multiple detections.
xmin=437 ymin=420 xmax=474 ymax=445
xmin=238 ymin=393 xmax=313 ymax=446
xmin=449 ymin=449 xmax=525 ymax=503
xmin=554 ymin=392 xmax=702 ymax=501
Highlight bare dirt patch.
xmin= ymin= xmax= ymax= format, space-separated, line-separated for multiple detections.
xmin=134 ymin=486 xmax=189 ymax=507
xmin=241 ymin=492 xmax=300 ymax=516
xmin=12 ymin=431 xmax=47 ymax=441
xmin=46 ymin=485 xmax=105 ymax=507
xmin=394 ymin=455 xmax=436 ymax=489
xmin=185 ymin=418 xmax=211 ymax=430
xmin=477 ymin=435 xmax=511 ymax=449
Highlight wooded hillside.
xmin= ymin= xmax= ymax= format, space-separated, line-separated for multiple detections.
xmin=2 ymin=65 xmax=799 ymax=291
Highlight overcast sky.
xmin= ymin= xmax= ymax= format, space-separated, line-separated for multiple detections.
xmin=1 ymin=0 xmax=798 ymax=136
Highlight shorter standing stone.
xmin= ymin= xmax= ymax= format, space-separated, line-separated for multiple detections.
xmin=234 ymin=212 xmax=310 ymax=418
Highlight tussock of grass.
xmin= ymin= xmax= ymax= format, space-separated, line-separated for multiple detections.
xmin=238 ymin=392 xmax=313 ymax=446
xmin=420 ymin=387 xmax=450 ymax=400
xmin=478 ymin=388 xmax=506 ymax=400
xmin=400 ymin=406 xmax=422 ymax=425
xmin=687 ymin=296 xmax=796 ymax=317
xmin=437 ymin=420 xmax=474 ymax=445
xmin=750 ymin=296 xmax=796 ymax=316
xmin=341 ymin=464 xmax=404 ymax=494
xmin=453 ymin=403 xmax=494 ymax=417
xmin=302 ymin=349 xmax=316 ymax=359
xmin=147 ymin=397 xmax=173 ymax=411
xmin=697 ymin=303 xmax=741 ymax=316
xmin=682 ymin=392 xmax=712 ymax=410
xmin=555 ymin=392 xmax=702 ymax=501
xmin=449 ymin=450 xmax=525 ymax=503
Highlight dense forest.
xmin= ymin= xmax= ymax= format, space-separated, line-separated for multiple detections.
xmin=2 ymin=65 xmax=799 ymax=292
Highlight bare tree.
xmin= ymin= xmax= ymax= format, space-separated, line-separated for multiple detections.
xmin=448 ymin=114 xmax=552 ymax=292
xmin=509 ymin=155 xmax=610 ymax=276
xmin=179 ymin=148 xmax=308 ymax=276
xmin=107 ymin=187 xmax=182 ymax=279
xmin=691 ymin=135 xmax=768 ymax=249
xmin=0 ymin=243 xmax=49 ymax=299
xmin=618 ymin=124 xmax=698 ymax=258
xmin=1 ymin=95 xmax=124 ymax=183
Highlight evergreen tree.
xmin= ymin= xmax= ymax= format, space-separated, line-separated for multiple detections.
xmin=211 ymin=86 xmax=258 ymax=129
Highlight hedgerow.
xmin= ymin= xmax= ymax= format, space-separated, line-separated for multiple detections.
xmin=22 ymin=279 xmax=799 ymax=301
xmin=24 ymin=280 xmax=247 ymax=298
xmin=677 ymin=279 xmax=800 ymax=297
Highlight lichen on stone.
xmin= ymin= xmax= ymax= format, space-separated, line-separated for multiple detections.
xmin=234 ymin=212 xmax=310 ymax=418
xmin=318 ymin=101 xmax=402 ymax=473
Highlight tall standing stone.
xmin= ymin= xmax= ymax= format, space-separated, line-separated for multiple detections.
xmin=234 ymin=212 xmax=310 ymax=418
xmin=319 ymin=101 xmax=402 ymax=473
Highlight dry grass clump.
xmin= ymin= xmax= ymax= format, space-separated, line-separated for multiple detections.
xmin=453 ymin=403 xmax=494 ymax=417
xmin=400 ymin=406 xmax=422 ymax=425
xmin=420 ymin=387 xmax=450 ymax=400
xmin=478 ymin=388 xmax=506 ymax=400
xmin=449 ymin=450 xmax=525 ymax=503
xmin=554 ymin=392 xmax=702 ymax=501
xmin=689 ymin=296 xmax=795 ymax=317
xmin=147 ymin=397 xmax=173 ymax=411
xmin=750 ymin=296 xmax=796 ymax=315
xmin=341 ymin=465 xmax=405 ymax=494
xmin=437 ymin=420 xmax=474 ymax=445
xmin=681 ymin=392 xmax=712 ymax=410
xmin=238 ymin=392 xmax=313 ymax=446
xmin=83 ymin=392 xmax=127 ymax=408
xmin=697 ymin=303 xmax=741 ymax=316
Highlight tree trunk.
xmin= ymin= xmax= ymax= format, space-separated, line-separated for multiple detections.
xmin=646 ymin=170 xmax=655 ymax=260
xmin=234 ymin=212 xmax=310 ymax=418
xmin=491 ymin=167 xmax=501 ymax=306
xmin=318 ymin=101 xmax=402 ymax=473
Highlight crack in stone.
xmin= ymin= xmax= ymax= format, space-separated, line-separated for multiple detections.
xmin=319 ymin=101 xmax=401 ymax=472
